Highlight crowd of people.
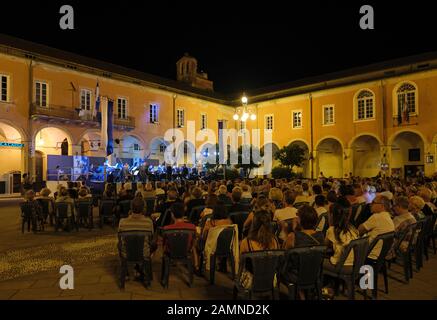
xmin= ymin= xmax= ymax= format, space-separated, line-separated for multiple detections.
xmin=19 ymin=174 xmax=437 ymax=298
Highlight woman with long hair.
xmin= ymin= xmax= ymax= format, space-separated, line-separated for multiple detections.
xmin=240 ymin=210 xmax=279 ymax=254
xmin=324 ymin=199 xmax=359 ymax=266
xmin=243 ymin=195 xmax=275 ymax=234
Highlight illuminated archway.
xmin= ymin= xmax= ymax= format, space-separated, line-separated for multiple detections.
xmin=390 ymin=131 xmax=425 ymax=179
xmin=351 ymin=135 xmax=381 ymax=177
xmin=316 ymin=138 xmax=343 ymax=178
xmin=33 ymin=127 xmax=73 ymax=181
xmin=0 ymin=121 xmax=25 ymax=177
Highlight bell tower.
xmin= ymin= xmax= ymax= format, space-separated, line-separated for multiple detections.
xmin=176 ymin=53 xmax=213 ymax=91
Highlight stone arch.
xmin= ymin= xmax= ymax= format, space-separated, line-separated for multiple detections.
xmin=0 ymin=121 xmax=26 ymax=177
xmin=350 ymin=134 xmax=381 ymax=177
xmin=316 ymin=137 xmax=344 ymax=178
xmin=389 ymin=130 xmax=425 ymax=179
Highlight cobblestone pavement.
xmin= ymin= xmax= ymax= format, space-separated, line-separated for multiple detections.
xmin=1 ymin=199 xmax=437 ymax=300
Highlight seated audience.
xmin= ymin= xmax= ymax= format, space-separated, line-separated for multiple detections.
xmin=269 ymin=187 xmax=284 ymax=210
xmin=162 ymin=202 xmax=198 ymax=269
xmin=240 ymin=209 xmax=279 ymax=255
xmin=325 ymin=200 xmax=359 ymax=267
xmin=217 ymin=185 xmax=232 ymax=206
xmin=228 ymin=187 xmax=249 ymax=214
xmin=186 ymin=187 xmax=206 ymax=215
xmin=358 ymin=195 xmax=395 ymax=260
xmin=200 ymin=193 xmax=219 ymax=219
xmin=283 ymin=205 xmax=324 ymax=249
xmin=409 ymin=195 xmax=427 ymax=220
xmin=314 ymin=194 xmax=328 ymax=231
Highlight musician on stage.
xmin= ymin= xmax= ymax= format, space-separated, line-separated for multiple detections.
xmin=166 ymin=163 xmax=173 ymax=181
xmin=138 ymin=162 xmax=148 ymax=183
xmin=121 ymin=163 xmax=131 ymax=182
xmin=181 ymin=164 xmax=189 ymax=180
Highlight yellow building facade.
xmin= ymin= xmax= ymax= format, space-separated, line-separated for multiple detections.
xmin=1 ymin=34 xmax=437 ymax=184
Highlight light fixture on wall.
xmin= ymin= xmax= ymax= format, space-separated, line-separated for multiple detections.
xmin=233 ymin=94 xmax=256 ymax=122
xmin=380 ymin=153 xmax=389 ymax=171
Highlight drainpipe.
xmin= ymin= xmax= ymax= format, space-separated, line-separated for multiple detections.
xmin=380 ymin=79 xmax=388 ymax=176
xmin=309 ymin=93 xmax=314 ymax=180
xmin=172 ymin=94 xmax=177 ymax=164
xmin=28 ymin=59 xmax=34 ymax=179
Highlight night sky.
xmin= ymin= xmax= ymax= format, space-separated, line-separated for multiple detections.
xmin=1 ymin=1 xmax=435 ymax=94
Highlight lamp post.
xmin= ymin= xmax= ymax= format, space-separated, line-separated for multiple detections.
xmin=233 ymin=94 xmax=256 ymax=122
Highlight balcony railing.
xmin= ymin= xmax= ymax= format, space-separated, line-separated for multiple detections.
xmin=114 ymin=116 xmax=135 ymax=129
xmin=30 ymin=103 xmax=135 ymax=130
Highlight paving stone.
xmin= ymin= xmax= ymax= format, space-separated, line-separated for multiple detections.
xmin=0 ymin=280 xmax=35 ymax=290
xmin=0 ymin=289 xmax=18 ymax=299
xmin=82 ymin=292 xmax=132 ymax=300
xmin=10 ymin=287 xmax=63 ymax=299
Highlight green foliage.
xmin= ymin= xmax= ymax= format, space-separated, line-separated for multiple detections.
xmin=234 ymin=145 xmax=263 ymax=178
xmin=225 ymin=168 xmax=240 ymax=180
xmin=274 ymin=144 xmax=306 ymax=169
xmin=271 ymin=166 xmax=296 ymax=179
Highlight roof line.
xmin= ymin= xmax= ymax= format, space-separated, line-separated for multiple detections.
xmin=2 ymin=33 xmax=437 ymax=106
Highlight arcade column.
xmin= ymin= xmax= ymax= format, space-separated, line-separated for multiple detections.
xmin=343 ymin=147 xmax=353 ymax=177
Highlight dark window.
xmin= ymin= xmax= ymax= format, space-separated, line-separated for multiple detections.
xmin=409 ymin=148 xmax=420 ymax=162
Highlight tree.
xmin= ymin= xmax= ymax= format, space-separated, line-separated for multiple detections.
xmin=274 ymin=144 xmax=306 ymax=170
xmin=235 ymin=145 xmax=263 ymax=178
xmin=203 ymin=143 xmax=233 ymax=174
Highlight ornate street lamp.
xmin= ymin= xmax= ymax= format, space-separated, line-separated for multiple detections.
xmin=233 ymin=94 xmax=256 ymax=122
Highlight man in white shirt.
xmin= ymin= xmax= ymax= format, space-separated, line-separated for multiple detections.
xmin=274 ymin=191 xmax=298 ymax=241
xmin=358 ymin=195 xmax=395 ymax=260
xmin=274 ymin=190 xmax=298 ymax=222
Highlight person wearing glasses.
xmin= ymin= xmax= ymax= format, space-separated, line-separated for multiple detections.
xmin=358 ymin=195 xmax=395 ymax=260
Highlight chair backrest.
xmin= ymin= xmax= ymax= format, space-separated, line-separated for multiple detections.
xmin=100 ymin=199 xmax=115 ymax=216
xmin=215 ymin=227 xmax=235 ymax=256
xmin=354 ymin=203 xmax=372 ymax=227
xmin=412 ymin=219 xmax=425 ymax=246
xmin=118 ymin=230 xmax=152 ymax=261
xmin=20 ymin=202 xmax=33 ymax=218
xmin=37 ymin=199 xmax=51 ymax=215
xmin=76 ymin=199 xmax=92 ymax=217
xmin=118 ymin=200 xmax=132 ymax=218
xmin=336 ymin=236 xmax=369 ymax=277
xmin=240 ymin=198 xmax=252 ymax=206
xmin=316 ymin=213 xmax=329 ymax=234
xmin=144 ymin=197 xmax=156 ymax=215
xmin=350 ymin=204 xmax=362 ymax=226
xmin=55 ymin=202 xmax=71 ymax=218
xmin=367 ymin=231 xmax=395 ymax=263
xmin=282 ymin=246 xmax=326 ymax=286
xmin=199 ymin=214 xmax=213 ymax=230
xmin=162 ymin=229 xmax=195 ymax=259
xmin=240 ymin=250 xmax=285 ymax=293
xmin=422 ymin=215 xmax=434 ymax=238
xmin=229 ymin=211 xmax=249 ymax=238
xmin=188 ymin=205 xmax=206 ymax=224
xmin=294 ymin=202 xmax=309 ymax=209
xmin=159 ymin=209 xmax=173 ymax=228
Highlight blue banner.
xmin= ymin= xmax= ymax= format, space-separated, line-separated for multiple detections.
xmin=107 ymin=99 xmax=114 ymax=156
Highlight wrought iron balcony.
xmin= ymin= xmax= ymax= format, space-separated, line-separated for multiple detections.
xmin=30 ymin=103 xmax=135 ymax=130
